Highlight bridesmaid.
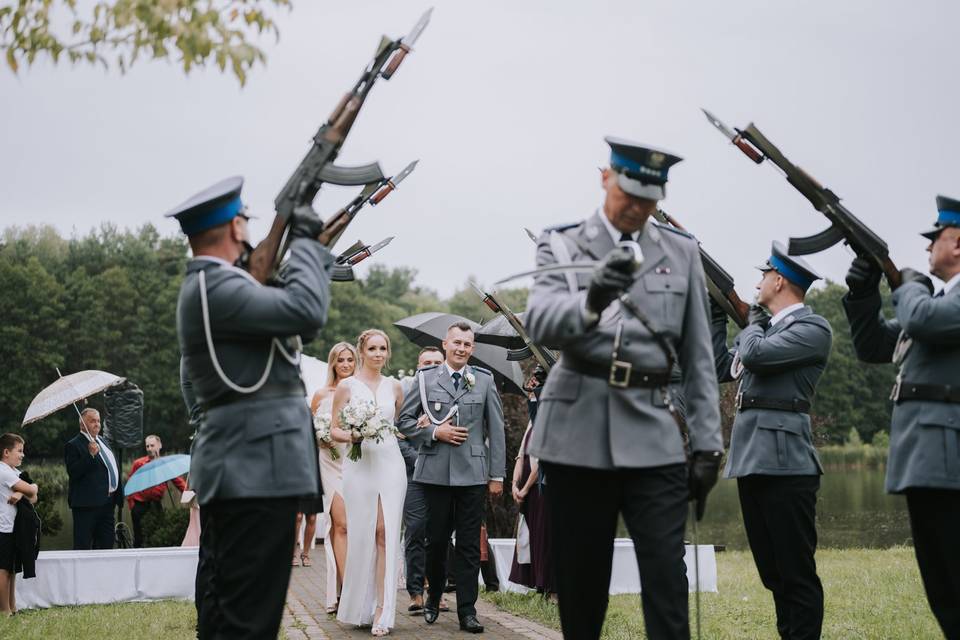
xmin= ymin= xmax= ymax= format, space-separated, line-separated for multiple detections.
xmin=308 ymin=342 xmax=358 ymax=613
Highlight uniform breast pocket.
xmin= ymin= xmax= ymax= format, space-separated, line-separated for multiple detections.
xmin=757 ymin=414 xmax=808 ymax=470
xmin=426 ymin=394 xmax=451 ymax=420
xmin=919 ymin=420 xmax=960 ymax=478
xmin=643 ymin=274 xmax=688 ymax=326
xmin=460 ymin=393 xmax=483 ymax=420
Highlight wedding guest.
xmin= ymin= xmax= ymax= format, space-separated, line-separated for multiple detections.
xmin=0 ymin=433 xmax=39 ymax=615
xmin=306 ymin=341 xmax=357 ymax=613
xmin=127 ymin=434 xmax=187 ymax=548
xmin=509 ymin=418 xmax=555 ymax=595
xmin=65 ymin=408 xmax=121 ymax=550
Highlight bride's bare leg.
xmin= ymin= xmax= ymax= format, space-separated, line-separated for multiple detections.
xmin=374 ymin=496 xmax=387 ymax=623
xmin=329 ymin=493 xmax=348 ymax=591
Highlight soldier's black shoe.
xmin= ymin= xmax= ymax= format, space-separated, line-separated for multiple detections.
xmin=459 ymin=615 xmax=484 ymax=633
xmin=423 ymin=601 xmax=440 ymax=624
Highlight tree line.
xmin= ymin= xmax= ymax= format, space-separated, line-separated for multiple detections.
xmin=0 ymin=224 xmax=896 ymax=461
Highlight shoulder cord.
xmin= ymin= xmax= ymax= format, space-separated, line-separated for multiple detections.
xmin=199 ymin=269 xmax=301 ymax=395
xmin=548 ymin=232 xmax=579 ymax=294
xmin=417 ymin=369 xmax=459 ymax=425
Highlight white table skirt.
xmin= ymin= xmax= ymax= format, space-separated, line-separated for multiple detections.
xmin=487 ymin=538 xmax=718 ymax=594
xmin=17 ymin=547 xmax=199 ymax=610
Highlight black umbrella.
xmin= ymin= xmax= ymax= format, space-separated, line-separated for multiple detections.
xmin=475 ymin=312 xmax=526 ymax=350
xmin=393 ymin=312 xmax=525 ymax=395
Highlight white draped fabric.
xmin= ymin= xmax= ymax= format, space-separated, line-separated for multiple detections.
xmin=17 ymin=548 xmax=198 ymax=610
xmin=487 ymin=538 xmax=718 ymax=594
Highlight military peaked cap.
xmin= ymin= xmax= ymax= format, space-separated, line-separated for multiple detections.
xmin=756 ymin=240 xmax=822 ymax=291
xmin=921 ymin=194 xmax=960 ymax=240
xmin=165 ymin=176 xmax=246 ymax=237
xmin=605 ymin=136 xmax=682 ymax=201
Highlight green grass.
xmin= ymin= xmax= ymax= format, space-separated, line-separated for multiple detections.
xmin=0 ymin=600 xmax=291 ymax=639
xmin=484 ymin=547 xmax=943 ymax=639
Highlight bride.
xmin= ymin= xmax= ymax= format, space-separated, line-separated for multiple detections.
xmin=331 ymin=329 xmax=407 ymax=636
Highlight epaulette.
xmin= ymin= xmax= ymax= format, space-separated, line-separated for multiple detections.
xmin=652 ymin=220 xmax=694 ymax=240
xmin=544 ymin=221 xmax=581 ymax=234
xmin=471 ymin=366 xmax=493 ymax=376
xmin=419 ymin=364 xmax=440 ymax=373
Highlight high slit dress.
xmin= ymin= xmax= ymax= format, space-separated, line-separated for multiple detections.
xmin=315 ymin=393 xmax=347 ymax=612
xmin=336 ymin=376 xmax=407 ymax=629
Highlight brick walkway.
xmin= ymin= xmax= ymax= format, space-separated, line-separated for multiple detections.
xmin=282 ymin=545 xmax=561 ymax=640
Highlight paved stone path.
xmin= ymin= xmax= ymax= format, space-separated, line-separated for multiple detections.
xmin=282 ymin=546 xmax=561 ymax=640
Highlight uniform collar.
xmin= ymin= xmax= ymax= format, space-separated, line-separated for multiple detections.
xmin=941 ymin=271 xmax=960 ymax=295
xmin=189 ymin=254 xmax=261 ymax=286
xmin=597 ymin=207 xmax=640 ymax=243
xmin=444 ymin=362 xmax=468 ymax=377
xmin=769 ymin=302 xmax=806 ymax=327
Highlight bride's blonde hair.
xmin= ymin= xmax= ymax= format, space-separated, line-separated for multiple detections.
xmin=357 ymin=329 xmax=391 ymax=369
xmin=325 ymin=342 xmax=358 ymax=388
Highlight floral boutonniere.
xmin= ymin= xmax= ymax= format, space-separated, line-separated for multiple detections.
xmin=464 ymin=371 xmax=476 ymax=391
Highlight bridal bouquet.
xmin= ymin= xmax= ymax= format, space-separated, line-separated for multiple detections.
xmin=313 ymin=413 xmax=339 ymax=461
xmin=339 ymin=400 xmax=397 ymax=462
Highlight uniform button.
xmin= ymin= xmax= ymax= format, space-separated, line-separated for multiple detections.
xmin=665 ymin=283 xmax=670 ymax=289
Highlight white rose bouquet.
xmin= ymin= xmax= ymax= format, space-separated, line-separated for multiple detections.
xmin=339 ymin=400 xmax=397 ymax=462
xmin=313 ymin=413 xmax=339 ymax=461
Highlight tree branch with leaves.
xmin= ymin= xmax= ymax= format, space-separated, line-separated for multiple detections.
xmin=1 ymin=0 xmax=291 ymax=85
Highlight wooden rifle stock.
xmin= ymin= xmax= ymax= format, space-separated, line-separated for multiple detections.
xmin=247 ymin=216 xmax=290 ymax=284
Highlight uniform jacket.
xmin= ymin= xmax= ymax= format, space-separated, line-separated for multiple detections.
xmin=397 ymin=364 xmax=506 ymax=486
xmin=843 ymin=281 xmax=960 ymax=492
xmin=524 ymin=212 xmax=722 ymax=469
xmin=64 ymin=433 xmax=120 ymax=509
xmin=712 ymin=306 xmax=832 ymax=478
xmin=176 ymin=238 xmax=333 ymax=504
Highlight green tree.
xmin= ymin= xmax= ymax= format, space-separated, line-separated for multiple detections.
xmin=1 ymin=0 xmax=290 ymax=84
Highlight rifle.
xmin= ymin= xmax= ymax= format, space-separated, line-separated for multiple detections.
xmin=703 ymin=109 xmax=901 ymax=289
xmin=470 ymin=283 xmax=558 ymax=372
xmin=246 ymin=9 xmax=432 ymax=284
xmin=652 ymin=209 xmax=750 ymax=328
xmin=331 ymin=236 xmax=396 ymax=282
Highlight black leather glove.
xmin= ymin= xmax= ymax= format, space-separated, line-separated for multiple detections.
xmin=709 ymin=296 xmax=727 ymax=324
xmin=289 ymin=205 xmax=325 ymax=241
xmin=845 ymin=257 xmax=882 ymax=298
xmin=688 ymin=450 xmax=722 ymax=521
xmin=900 ymin=268 xmax=934 ymax=294
xmin=586 ymin=246 xmax=635 ymax=315
xmin=748 ymin=304 xmax=771 ymax=329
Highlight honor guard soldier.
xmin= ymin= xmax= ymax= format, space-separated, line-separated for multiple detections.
xmin=843 ymin=195 xmax=960 ymax=639
xmin=167 ymin=177 xmax=334 ymax=640
xmin=711 ymin=242 xmax=832 ymax=640
xmin=525 ymin=138 xmax=724 ymax=640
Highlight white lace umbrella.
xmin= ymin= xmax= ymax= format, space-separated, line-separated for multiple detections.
xmin=21 ymin=370 xmax=126 ymax=426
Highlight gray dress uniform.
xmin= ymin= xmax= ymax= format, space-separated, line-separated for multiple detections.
xmin=169 ymin=176 xmax=334 ymax=640
xmin=712 ymin=242 xmax=831 ymax=640
xmin=525 ymin=201 xmax=721 ymax=640
xmin=396 ymin=363 xmax=505 ymax=622
xmin=842 ymin=194 xmax=960 ymax=637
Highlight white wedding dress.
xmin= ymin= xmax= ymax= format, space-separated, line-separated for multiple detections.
xmin=336 ymin=376 xmax=408 ymax=630
xmin=315 ymin=393 xmax=346 ymax=612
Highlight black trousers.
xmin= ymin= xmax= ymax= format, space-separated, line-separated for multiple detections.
xmin=446 ymin=536 xmax=500 ymax=591
xmin=72 ymin=503 xmax=114 ymax=550
xmin=738 ymin=475 xmax=823 ymax=640
xmin=196 ymin=497 xmax=298 ymax=640
xmin=131 ymin=500 xmax=160 ymax=548
xmin=905 ymin=488 xmax=960 ymax=639
xmin=404 ymin=478 xmax=428 ymax=597
xmin=423 ymin=483 xmax=486 ymax=619
xmin=543 ymin=462 xmax=690 ymax=640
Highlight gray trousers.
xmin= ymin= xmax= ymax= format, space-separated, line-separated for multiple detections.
xmin=404 ymin=478 xmax=429 ymax=596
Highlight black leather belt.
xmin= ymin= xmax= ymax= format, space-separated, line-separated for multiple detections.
xmin=736 ymin=393 xmax=810 ymax=413
xmin=562 ymin=354 xmax=671 ymax=389
xmin=203 ymin=381 xmax=304 ymax=411
xmin=893 ymin=380 xmax=960 ymax=404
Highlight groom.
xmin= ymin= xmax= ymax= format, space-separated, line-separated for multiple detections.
xmin=398 ymin=321 xmax=506 ymax=633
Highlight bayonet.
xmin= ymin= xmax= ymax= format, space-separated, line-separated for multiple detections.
xmin=524 ymin=227 xmax=538 ymax=244
xmin=703 ymin=107 xmax=901 ymax=288
xmin=339 ymin=236 xmax=395 ymax=266
xmin=371 ymin=160 xmax=418 ymax=205
xmin=381 ymin=8 xmax=433 ymax=79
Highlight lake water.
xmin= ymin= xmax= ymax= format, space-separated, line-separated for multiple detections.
xmin=42 ymin=468 xmax=910 ymax=552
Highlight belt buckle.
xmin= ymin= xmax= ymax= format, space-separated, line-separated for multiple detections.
xmin=609 ymin=360 xmax=632 ymax=388
xmin=890 ymin=374 xmax=902 ymax=402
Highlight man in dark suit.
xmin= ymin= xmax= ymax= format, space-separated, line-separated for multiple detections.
xmin=65 ymin=408 xmax=121 ymax=550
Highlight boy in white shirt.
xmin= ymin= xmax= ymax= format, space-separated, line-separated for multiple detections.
xmin=0 ymin=433 xmax=39 ymax=615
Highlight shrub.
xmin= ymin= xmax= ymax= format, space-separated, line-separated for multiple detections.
xmin=141 ymin=505 xmax=190 ymax=547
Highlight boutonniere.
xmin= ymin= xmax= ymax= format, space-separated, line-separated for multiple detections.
xmin=464 ymin=372 xmax=476 ymax=391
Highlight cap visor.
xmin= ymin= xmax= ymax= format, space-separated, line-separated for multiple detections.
xmin=616 ymin=174 xmax=664 ymax=201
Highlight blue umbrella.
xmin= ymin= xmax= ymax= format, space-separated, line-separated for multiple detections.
xmin=124 ymin=454 xmax=191 ymax=496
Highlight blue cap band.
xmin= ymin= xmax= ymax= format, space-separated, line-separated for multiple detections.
xmin=769 ymin=254 xmax=815 ymax=290
xmin=937 ymin=209 xmax=960 ymax=226
xmin=180 ymin=196 xmax=243 ymax=236
xmin=610 ymin=150 xmax=666 ymax=182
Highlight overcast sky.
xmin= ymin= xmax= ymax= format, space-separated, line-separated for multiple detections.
xmin=2 ymin=0 xmax=958 ymax=298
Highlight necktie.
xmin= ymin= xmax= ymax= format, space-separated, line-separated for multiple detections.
xmin=452 ymin=372 xmax=461 ymax=391
xmin=98 ymin=438 xmax=118 ymax=494
xmin=619 ymin=232 xmax=633 ymax=243
xmin=935 ymin=289 xmax=945 ymax=298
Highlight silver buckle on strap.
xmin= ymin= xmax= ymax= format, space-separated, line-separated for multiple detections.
xmin=609 ymin=360 xmax=632 ymax=388
xmin=890 ymin=374 xmax=902 ymax=402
